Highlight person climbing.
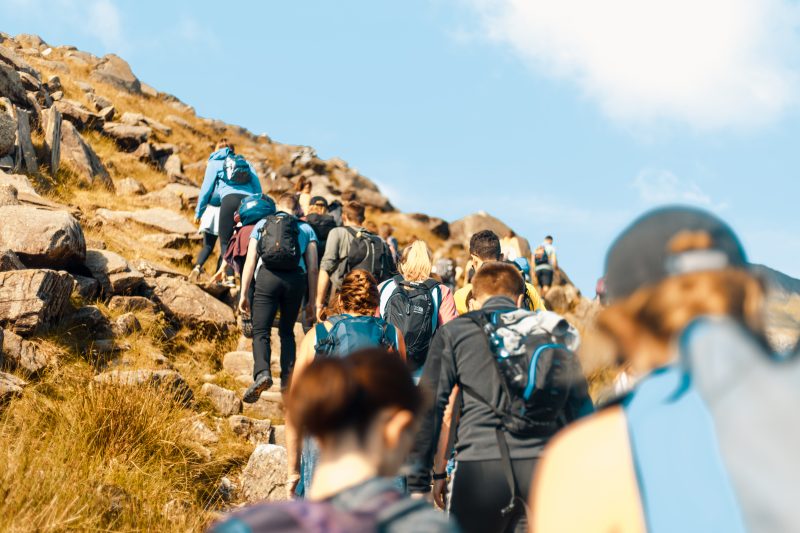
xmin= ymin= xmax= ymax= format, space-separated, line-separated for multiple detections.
xmin=238 ymin=193 xmax=318 ymax=404
xmin=500 ymin=230 xmax=530 ymax=263
xmin=529 ymin=207 xmax=789 ymax=533
xmin=316 ymin=201 xmax=396 ymax=320
xmin=298 ymin=179 xmax=313 ymax=216
xmin=304 ymin=196 xmax=337 ymax=262
xmin=533 ymin=235 xmax=557 ymax=295
xmin=287 ymin=269 xmax=407 ymax=498
xmin=195 ymin=138 xmax=262 ymax=286
xmin=378 ymin=240 xmax=458 ymax=383
xmin=380 ymin=223 xmax=400 ymax=263
xmin=433 ymin=256 xmax=458 ymax=292
xmin=454 ymin=230 xmax=545 ymax=315
xmin=408 ymin=262 xmax=593 ymax=533
xmin=210 ymin=349 xmax=458 ymax=533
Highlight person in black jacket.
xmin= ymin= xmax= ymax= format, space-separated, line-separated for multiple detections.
xmin=408 ymin=262 xmax=593 ymax=533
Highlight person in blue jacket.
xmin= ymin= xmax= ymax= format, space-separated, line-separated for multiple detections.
xmin=194 ymin=138 xmax=262 ymax=285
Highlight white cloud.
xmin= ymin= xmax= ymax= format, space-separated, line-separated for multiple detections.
xmin=467 ymin=0 xmax=800 ymax=129
xmin=633 ymin=168 xmax=726 ymax=209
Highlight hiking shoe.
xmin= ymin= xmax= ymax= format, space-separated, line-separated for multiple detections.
xmin=240 ymin=315 xmax=253 ymax=339
xmin=243 ymin=373 xmax=273 ymax=403
xmin=188 ymin=266 xmax=202 ymax=283
xmin=222 ymin=276 xmax=237 ymax=288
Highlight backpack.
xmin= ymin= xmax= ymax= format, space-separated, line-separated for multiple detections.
xmin=315 ymin=315 xmax=397 ymax=358
xmin=345 ymin=227 xmax=395 ymax=282
xmin=220 ymin=154 xmax=252 ymax=185
xmin=534 ymin=246 xmax=549 ymax=266
xmin=461 ymin=308 xmax=583 ymax=518
xmin=256 ymin=214 xmax=301 ymax=271
xmin=306 ymin=213 xmax=337 ymax=244
xmin=239 ymin=194 xmax=276 ymax=226
xmin=208 ymin=488 xmax=429 ymax=533
xmin=379 ymin=276 xmax=442 ymax=369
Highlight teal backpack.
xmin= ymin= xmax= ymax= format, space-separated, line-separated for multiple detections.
xmin=314 ymin=315 xmax=397 ymax=358
xmin=220 ymin=154 xmax=252 ymax=185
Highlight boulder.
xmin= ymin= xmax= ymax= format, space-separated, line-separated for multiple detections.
xmin=13 ymin=108 xmax=37 ymax=174
xmin=228 ymin=415 xmax=271 ymax=444
xmin=42 ymin=106 xmax=61 ymax=175
xmin=60 ymin=120 xmax=114 ymax=189
xmin=449 ymin=211 xmax=514 ymax=248
xmin=94 ymin=369 xmax=193 ymax=403
xmin=222 ymin=351 xmax=254 ymax=378
xmin=141 ymin=233 xmax=190 ymax=249
xmin=152 ymin=143 xmax=177 ymax=158
xmin=96 ymin=207 xmax=196 ymax=234
xmin=161 ymin=183 xmax=200 ymax=208
xmin=0 ymin=45 xmax=38 ymax=78
xmin=115 ymin=177 xmax=146 ymax=196
xmin=120 ymin=111 xmax=171 ymax=136
xmin=132 ymin=142 xmax=156 ymax=163
xmin=0 ymin=269 xmax=73 ymax=335
xmin=54 ymin=99 xmax=102 ymax=130
xmin=1 ymin=328 xmax=50 ymax=376
xmin=0 ymin=371 xmax=25 ymax=404
xmin=270 ymin=425 xmax=286 ymax=447
xmin=188 ymin=419 xmax=219 ymax=445
xmin=17 ymin=71 xmax=40 ymax=91
xmin=242 ymin=392 xmax=284 ymax=420
xmin=0 ymin=113 xmax=15 ymax=156
xmin=0 ymin=63 xmax=28 ymax=106
xmin=65 ymin=305 xmax=114 ymax=338
xmin=15 ymin=34 xmax=47 ymax=49
xmin=0 ymin=249 xmax=24 ymax=271
xmin=75 ymin=81 xmax=94 ymax=93
xmin=101 ymin=122 xmax=151 ymax=151
xmin=97 ymin=105 xmax=115 ymax=122
xmin=141 ymin=189 xmax=182 ymax=211
xmin=240 ymin=444 xmax=288 ymax=503
xmin=149 ymin=276 xmax=235 ymax=329
xmin=162 ymin=154 xmax=183 ymax=178
xmin=0 ymin=205 xmax=85 ymax=268
xmin=44 ymin=75 xmax=62 ymax=93
xmin=108 ymin=295 xmax=159 ymax=315
xmin=0 ymin=172 xmax=37 ymax=196
xmin=84 ymin=249 xmax=144 ymax=295
xmin=87 ymin=92 xmax=113 ymax=111
xmin=0 ymin=184 xmax=18 ymax=206
xmin=131 ymin=258 xmax=182 ymax=278
xmin=72 ymin=274 xmax=100 ymax=301
xmin=90 ymin=54 xmax=141 ymax=93
xmin=200 ymin=383 xmax=242 ymax=416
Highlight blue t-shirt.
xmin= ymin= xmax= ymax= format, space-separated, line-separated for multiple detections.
xmin=251 ymin=213 xmax=317 ymax=273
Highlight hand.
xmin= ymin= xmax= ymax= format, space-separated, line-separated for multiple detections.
xmin=433 ymin=478 xmax=448 ymax=510
xmin=287 ymin=473 xmax=301 ymax=500
xmin=238 ymin=297 xmax=250 ymax=315
xmin=193 ymin=216 xmax=200 ymax=224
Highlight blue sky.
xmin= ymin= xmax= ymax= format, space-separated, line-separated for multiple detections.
xmin=2 ymin=0 xmax=799 ymax=293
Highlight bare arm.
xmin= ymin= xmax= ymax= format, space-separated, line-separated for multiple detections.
xmin=316 ymin=269 xmax=331 ymax=321
xmin=238 ymin=240 xmax=259 ymax=314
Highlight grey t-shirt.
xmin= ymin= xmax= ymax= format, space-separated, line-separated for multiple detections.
xmin=319 ymin=225 xmax=364 ymax=292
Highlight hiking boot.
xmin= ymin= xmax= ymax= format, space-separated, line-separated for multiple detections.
xmin=188 ymin=265 xmax=202 ymax=283
xmin=222 ymin=276 xmax=236 ymax=288
xmin=243 ymin=372 xmax=273 ymax=403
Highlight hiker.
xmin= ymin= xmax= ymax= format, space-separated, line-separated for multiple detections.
xmin=433 ymin=256 xmax=457 ymax=292
xmin=195 ymin=138 xmax=262 ymax=286
xmin=238 ymin=193 xmax=318 ymax=403
xmin=287 ymin=269 xmax=407 ymax=498
xmin=454 ymin=230 xmax=545 ymax=315
xmin=189 ymin=196 xmax=220 ymax=283
xmin=529 ymin=207 xmax=800 ymax=533
xmin=378 ymin=240 xmax=458 ymax=382
xmin=408 ymin=262 xmax=593 ymax=533
xmin=298 ymin=180 xmax=313 ymax=216
xmin=380 ymin=223 xmax=400 ymax=263
xmin=533 ymin=235 xmax=557 ymax=295
xmin=304 ymin=196 xmax=337 ymax=262
xmin=316 ymin=201 xmax=396 ymax=320
xmin=500 ymin=230 xmax=530 ymax=263
xmin=210 ymin=349 xmax=458 ymax=533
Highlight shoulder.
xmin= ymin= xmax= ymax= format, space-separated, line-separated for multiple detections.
xmin=250 ymin=219 xmax=266 ymax=239
xmin=297 ymin=221 xmax=316 ymax=239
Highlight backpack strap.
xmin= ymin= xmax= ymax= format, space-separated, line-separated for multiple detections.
xmin=494 ymin=427 xmax=529 ymax=519
xmin=378 ymin=278 xmax=400 ymax=317
xmin=423 ymin=279 xmax=443 ymax=332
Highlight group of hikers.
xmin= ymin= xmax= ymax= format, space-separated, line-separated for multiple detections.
xmin=193 ymin=140 xmax=797 ymax=532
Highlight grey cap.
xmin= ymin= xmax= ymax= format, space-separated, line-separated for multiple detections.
xmin=604 ymin=206 xmax=748 ymax=302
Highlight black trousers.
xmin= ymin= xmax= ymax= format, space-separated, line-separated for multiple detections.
xmin=219 ymin=193 xmax=246 ymax=275
xmin=251 ymin=267 xmax=306 ymax=386
xmin=449 ymin=458 xmax=536 ymax=533
xmin=195 ymin=231 xmax=218 ymax=269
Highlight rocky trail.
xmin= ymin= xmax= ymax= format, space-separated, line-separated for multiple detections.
xmin=1 ymin=31 xmax=798 ymax=531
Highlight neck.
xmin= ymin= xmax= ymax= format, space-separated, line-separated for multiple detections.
xmin=307 ymin=449 xmax=378 ymax=501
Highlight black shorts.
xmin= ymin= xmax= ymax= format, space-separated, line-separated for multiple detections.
xmin=536 ymin=269 xmax=553 ymax=288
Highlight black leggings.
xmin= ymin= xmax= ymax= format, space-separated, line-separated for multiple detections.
xmin=251 ymin=267 xmax=306 ymax=386
xmin=195 ymin=232 xmax=218 ymax=269
xmin=449 ymin=458 xmax=537 ymax=533
xmin=219 ymin=193 xmax=247 ymax=275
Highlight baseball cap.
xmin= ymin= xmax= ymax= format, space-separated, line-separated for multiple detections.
xmin=309 ymin=196 xmax=328 ymax=208
xmin=604 ymin=206 xmax=748 ymax=302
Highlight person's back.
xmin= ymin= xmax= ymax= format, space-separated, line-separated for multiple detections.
xmin=409 ymin=262 xmax=592 ymax=533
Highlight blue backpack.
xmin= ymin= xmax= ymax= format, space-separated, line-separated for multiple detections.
xmin=238 ymin=194 xmax=275 ymax=226
xmin=220 ymin=154 xmax=252 ymax=185
xmin=314 ymin=315 xmax=397 ymax=358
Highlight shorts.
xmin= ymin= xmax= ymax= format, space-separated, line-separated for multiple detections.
xmin=536 ymin=269 xmax=553 ymax=288
xmin=198 ymin=205 xmax=220 ymax=235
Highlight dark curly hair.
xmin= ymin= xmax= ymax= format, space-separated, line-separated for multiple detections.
xmin=335 ymin=269 xmax=379 ymax=316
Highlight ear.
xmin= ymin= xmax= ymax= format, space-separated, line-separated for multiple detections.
xmin=383 ymin=409 xmax=414 ymax=449
xmin=515 ymin=293 xmax=525 ymax=308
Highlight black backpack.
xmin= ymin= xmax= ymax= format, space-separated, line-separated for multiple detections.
xmin=256 ymin=214 xmax=301 ymax=271
xmin=461 ymin=308 xmax=590 ymax=517
xmin=306 ymin=213 xmax=337 ymax=259
xmin=345 ymin=227 xmax=395 ymax=282
xmin=379 ymin=276 xmax=442 ymax=370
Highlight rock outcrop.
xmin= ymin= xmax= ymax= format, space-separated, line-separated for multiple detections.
xmin=239 ymin=444 xmax=288 ymax=503
xmin=59 ymin=119 xmax=113 ymax=189
xmin=200 ymin=383 xmax=242 ymax=416
xmin=149 ymin=276 xmax=235 ymax=329
xmin=1 ymin=328 xmax=50 ymax=376
xmin=94 ymin=369 xmax=193 ymax=403
xmin=90 ymin=54 xmax=141 ymax=93
xmin=0 ymin=269 xmax=73 ymax=335
xmin=0 ymin=205 xmax=85 ymax=268
xmin=84 ymin=249 xmax=144 ymax=296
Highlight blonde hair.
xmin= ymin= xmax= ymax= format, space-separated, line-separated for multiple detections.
xmin=399 ymin=240 xmax=433 ymax=282
xmin=597 ymin=231 xmax=766 ymax=370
